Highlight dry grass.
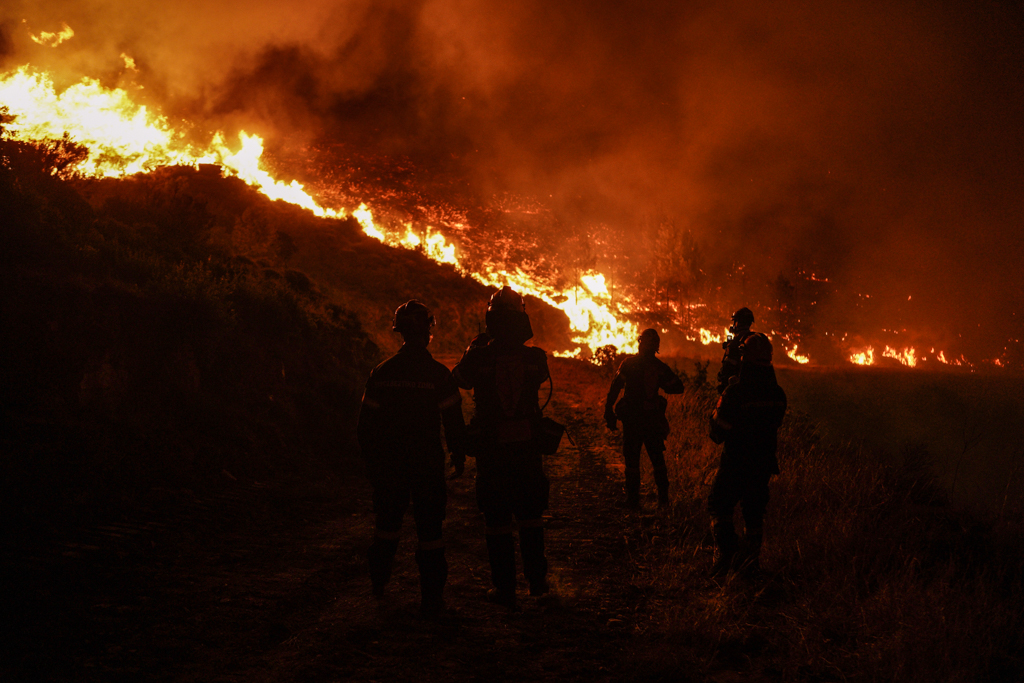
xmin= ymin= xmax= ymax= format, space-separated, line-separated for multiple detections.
xmin=624 ymin=373 xmax=1024 ymax=681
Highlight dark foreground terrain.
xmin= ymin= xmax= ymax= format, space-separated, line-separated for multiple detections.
xmin=2 ymin=360 xmax=697 ymax=682
xmin=5 ymin=358 xmax=1024 ymax=682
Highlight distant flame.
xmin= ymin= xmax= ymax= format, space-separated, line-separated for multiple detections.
xmin=787 ymin=345 xmax=810 ymax=364
xmin=31 ymin=23 xmax=74 ymax=48
xmin=883 ymin=346 xmax=918 ymax=368
xmin=698 ymin=328 xmax=725 ymax=346
xmin=850 ymin=348 xmax=875 ymax=365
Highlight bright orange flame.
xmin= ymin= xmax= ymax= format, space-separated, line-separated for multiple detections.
xmin=883 ymin=346 xmax=918 ymax=368
xmin=1 ymin=65 xmax=638 ymax=355
xmin=699 ymin=328 xmax=725 ymax=345
xmin=787 ymin=345 xmax=810 ymax=364
xmin=31 ymin=23 xmax=74 ymax=48
xmin=850 ymin=348 xmax=875 ymax=365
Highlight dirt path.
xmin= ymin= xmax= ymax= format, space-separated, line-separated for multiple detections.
xmin=2 ymin=359 xmax=689 ymax=682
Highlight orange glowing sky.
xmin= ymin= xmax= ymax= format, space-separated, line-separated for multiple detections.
xmin=2 ymin=0 xmax=1022 ymax=364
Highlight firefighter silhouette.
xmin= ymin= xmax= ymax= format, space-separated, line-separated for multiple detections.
xmin=453 ymin=286 xmax=551 ymax=610
xmin=707 ymin=332 xmax=787 ymax=578
xmin=716 ymin=307 xmax=756 ymax=394
xmin=357 ymin=300 xmax=467 ymax=615
xmin=604 ymin=329 xmax=685 ymax=508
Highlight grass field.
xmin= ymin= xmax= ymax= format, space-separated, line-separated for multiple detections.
xmin=565 ymin=354 xmax=1024 ymax=680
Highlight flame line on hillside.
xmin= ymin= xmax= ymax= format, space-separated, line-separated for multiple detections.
xmin=0 ymin=64 xmax=1005 ymax=368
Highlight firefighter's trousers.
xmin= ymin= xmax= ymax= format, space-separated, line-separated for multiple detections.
xmin=707 ymin=458 xmax=771 ymax=562
xmin=476 ymin=446 xmax=549 ymax=594
xmin=621 ymin=422 xmax=670 ymax=502
xmin=368 ymin=471 xmax=447 ymax=609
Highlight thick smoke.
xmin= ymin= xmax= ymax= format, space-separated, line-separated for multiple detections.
xmin=4 ymin=0 xmax=1023 ymax=359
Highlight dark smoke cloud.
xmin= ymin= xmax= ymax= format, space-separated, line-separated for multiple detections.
xmin=4 ymin=0 xmax=1023 ymax=356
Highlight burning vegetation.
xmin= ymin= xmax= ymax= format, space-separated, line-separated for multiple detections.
xmin=1 ymin=5 xmax=1021 ymax=371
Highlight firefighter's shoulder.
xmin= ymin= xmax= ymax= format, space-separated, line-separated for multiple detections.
xmin=524 ymin=345 xmax=548 ymax=362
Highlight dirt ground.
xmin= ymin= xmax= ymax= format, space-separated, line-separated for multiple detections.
xmin=2 ymin=359 xmax=712 ymax=682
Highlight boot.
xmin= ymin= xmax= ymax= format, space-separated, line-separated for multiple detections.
xmin=625 ymin=467 xmax=641 ymax=509
xmin=736 ymin=530 xmax=763 ymax=578
xmin=710 ymin=519 xmax=738 ymax=578
xmin=368 ymin=537 xmax=400 ymax=597
xmin=486 ymin=532 xmax=517 ymax=609
xmin=415 ymin=546 xmax=448 ymax=615
xmin=519 ymin=525 xmax=549 ymax=596
xmin=653 ymin=465 xmax=670 ymax=507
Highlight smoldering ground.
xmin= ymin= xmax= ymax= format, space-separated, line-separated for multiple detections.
xmin=3 ymin=0 xmax=1023 ymax=358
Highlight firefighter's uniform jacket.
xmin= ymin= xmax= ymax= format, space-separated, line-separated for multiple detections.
xmin=356 ymin=343 xmax=466 ymax=608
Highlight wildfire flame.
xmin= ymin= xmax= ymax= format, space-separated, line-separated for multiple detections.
xmin=883 ymin=346 xmax=918 ymax=368
xmin=0 ymin=61 xmax=1008 ymax=369
xmin=30 ymin=23 xmax=74 ymax=48
xmin=850 ymin=348 xmax=875 ymax=366
xmin=0 ymin=64 xmax=637 ymax=354
xmin=787 ymin=345 xmax=810 ymax=364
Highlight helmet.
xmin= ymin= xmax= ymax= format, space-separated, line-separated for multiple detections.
xmin=739 ymin=332 xmax=773 ymax=365
xmin=638 ymin=328 xmax=661 ymax=353
xmin=488 ymin=286 xmax=526 ymax=313
xmin=392 ymin=300 xmax=435 ymax=336
xmin=731 ymin=307 xmax=754 ymax=329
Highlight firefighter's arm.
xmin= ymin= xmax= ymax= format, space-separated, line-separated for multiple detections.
xmin=605 ymin=366 xmax=625 ymax=430
xmin=708 ymin=394 xmax=734 ymax=444
xmin=356 ymin=382 xmax=384 ymax=480
xmin=660 ymin=363 xmax=686 ymax=395
xmin=439 ymin=379 xmax=467 ymax=477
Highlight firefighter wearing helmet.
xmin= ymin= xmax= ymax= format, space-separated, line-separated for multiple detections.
xmin=356 ymin=300 xmax=467 ymax=616
xmin=716 ymin=307 xmax=756 ymax=394
xmin=453 ymin=286 xmax=551 ymax=610
xmin=707 ymin=331 xmax=787 ymax=578
xmin=604 ymin=328 xmax=685 ymax=508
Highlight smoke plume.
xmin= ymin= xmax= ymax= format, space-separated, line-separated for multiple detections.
xmin=4 ymin=0 xmax=1022 ymax=359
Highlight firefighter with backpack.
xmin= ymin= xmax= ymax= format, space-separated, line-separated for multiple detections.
xmin=453 ymin=286 xmax=554 ymax=610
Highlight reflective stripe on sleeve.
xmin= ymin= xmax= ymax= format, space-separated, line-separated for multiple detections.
xmin=439 ymin=392 xmax=462 ymax=410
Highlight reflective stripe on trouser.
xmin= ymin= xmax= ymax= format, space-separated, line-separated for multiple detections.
xmin=416 ymin=547 xmax=448 ymax=609
xmin=486 ymin=533 xmax=517 ymax=593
